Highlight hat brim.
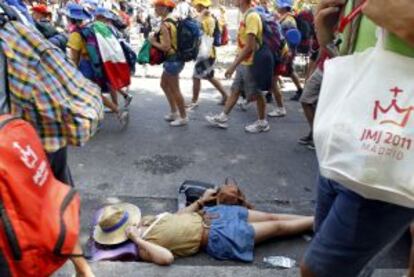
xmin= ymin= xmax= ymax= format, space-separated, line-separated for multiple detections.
xmin=93 ymin=203 xmax=141 ymax=245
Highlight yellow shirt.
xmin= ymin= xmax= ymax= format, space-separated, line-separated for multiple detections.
xmin=67 ymin=32 xmax=88 ymax=58
xmin=200 ymin=12 xmax=216 ymax=59
xmin=144 ymin=213 xmax=203 ymax=257
xmin=160 ymin=15 xmax=178 ymax=57
xmin=237 ymin=9 xmax=263 ymax=66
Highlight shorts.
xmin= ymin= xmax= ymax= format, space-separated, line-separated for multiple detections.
xmin=300 ymin=68 xmax=323 ymax=105
xmin=205 ymin=205 xmax=255 ymax=262
xmin=193 ymin=58 xmax=215 ymax=79
xmin=46 ymin=147 xmax=74 ymax=187
xmin=231 ymin=65 xmax=262 ymax=100
xmin=163 ymin=57 xmax=185 ymax=76
xmin=303 ymin=175 xmax=414 ymax=277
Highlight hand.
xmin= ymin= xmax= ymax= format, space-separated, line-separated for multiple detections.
xmin=200 ymin=188 xmax=218 ymax=204
xmin=125 ymin=225 xmax=143 ymax=239
xmin=315 ymin=0 xmax=346 ymax=46
xmin=225 ymin=65 xmax=236 ymax=79
xmin=148 ymin=35 xmax=156 ymax=45
xmin=362 ymin=0 xmax=414 ymax=46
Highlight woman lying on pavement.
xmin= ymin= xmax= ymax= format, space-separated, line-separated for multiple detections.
xmin=92 ymin=189 xmax=314 ymax=265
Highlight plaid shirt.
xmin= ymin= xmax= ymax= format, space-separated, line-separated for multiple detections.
xmin=0 ymin=21 xmax=103 ymax=153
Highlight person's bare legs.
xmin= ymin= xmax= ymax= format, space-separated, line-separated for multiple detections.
xmin=70 ymin=242 xmax=94 ymax=277
xmin=209 ymin=77 xmax=228 ymax=103
xmin=256 ymin=94 xmax=266 ymax=120
xmin=102 ymin=95 xmax=119 ymax=113
xmin=110 ymin=89 xmax=118 ymax=107
xmin=291 ymin=71 xmax=303 ymax=91
xmin=161 ymin=72 xmax=178 ymax=114
xmin=272 ymin=76 xmax=285 ymax=108
xmin=223 ymin=90 xmax=241 ymax=115
xmin=191 ymin=77 xmax=201 ymax=104
xmin=248 ymin=209 xmax=311 ymax=222
xmin=166 ymin=74 xmax=186 ymax=119
xmin=302 ymin=102 xmax=315 ymax=129
xmin=252 ymin=217 xmax=314 ymax=244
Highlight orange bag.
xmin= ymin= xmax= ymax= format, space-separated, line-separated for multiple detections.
xmin=0 ymin=115 xmax=80 ymax=277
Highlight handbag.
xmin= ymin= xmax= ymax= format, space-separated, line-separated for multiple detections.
xmin=137 ymin=39 xmax=151 ymax=64
xmin=314 ymin=30 xmax=414 ymax=208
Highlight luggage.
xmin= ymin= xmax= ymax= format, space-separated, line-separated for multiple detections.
xmin=0 ymin=115 xmax=81 ymax=277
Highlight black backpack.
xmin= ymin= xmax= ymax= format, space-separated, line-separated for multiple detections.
xmin=167 ymin=17 xmax=202 ymax=62
xmin=212 ymin=16 xmax=222 ymax=47
xmin=178 ymin=180 xmax=216 ymax=209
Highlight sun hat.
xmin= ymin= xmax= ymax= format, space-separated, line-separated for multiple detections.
xmin=93 ymin=7 xmax=114 ymax=20
xmin=192 ymin=0 xmax=212 ymax=8
xmin=276 ymin=0 xmax=293 ymax=9
xmin=93 ymin=203 xmax=141 ymax=245
xmin=65 ymin=3 xmax=93 ymax=21
xmin=31 ymin=4 xmax=51 ymax=15
xmin=152 ymin=0 xmax=176 ymax=9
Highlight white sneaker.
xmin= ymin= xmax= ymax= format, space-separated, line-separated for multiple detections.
xmin=205 ymin=113 xmax=229 ymax=129
xmin=245 ymin=120 xmax=270 ymax=133
xmin=164 ymin=113 xmax=178 ymax=122
xmin=186 ymin=102 xmax=199 ymax=110
xmin=238 ymin=99 xmax=251 ymax=111
xmin=117 ymin=110 xmax=129 ymax=128
xmin=268 ymin=107 xmax=287 ymax=117
xmin=170 ymin=117 xmax=189 ymax=127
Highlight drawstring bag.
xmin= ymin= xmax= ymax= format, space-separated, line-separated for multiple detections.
xmin=314 ymin=30 xmax=414 ymax=208
xmin=137 ymin=39 xmax=151 ymax=64
xmin=197 ymin=34 xmax=213 ymax=60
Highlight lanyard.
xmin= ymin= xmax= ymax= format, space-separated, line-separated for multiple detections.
xmin=337 ymin=0 xmax=367 ymax=33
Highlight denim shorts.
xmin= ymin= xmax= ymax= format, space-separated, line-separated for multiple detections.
xmin=163 ymin=57 xmax=185 ymax=76
xmin=204 ymin=205 xmax=255 ymax=262
xmin=303 ymin=175 xmax=414 ymax=277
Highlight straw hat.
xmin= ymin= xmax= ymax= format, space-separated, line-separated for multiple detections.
xmin=193 ymin=0 xmax=212 ymax=7
xmin=93 ymin=203 xmax=141 ymax=245
xmin=153 ymin=0 xmax=176 ymax=9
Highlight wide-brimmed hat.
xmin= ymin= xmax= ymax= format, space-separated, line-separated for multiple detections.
xmin=193 ymin=0 xmax=212 ymax=7
xmin=93 ymin=203 xmax=141 ymax=245
xmin=153 ymin=0 xmax=176 ymax=9
xmin=65 ymin=3 xmax=93 ymax=21
xmin=32 ymin=4 xmax=51 ymax=15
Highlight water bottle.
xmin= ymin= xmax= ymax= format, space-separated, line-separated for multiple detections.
xmin=263 ymin=256 xmax=296 ymax=268
xmin=177 ymin=192 xmax=186 ymax=210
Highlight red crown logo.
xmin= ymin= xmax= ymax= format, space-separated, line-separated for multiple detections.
xmin=373 ymin=87 xmax=414 ymax=128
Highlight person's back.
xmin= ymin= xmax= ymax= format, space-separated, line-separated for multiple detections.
xmin=139 ymin=213 xmax=204 ymax=257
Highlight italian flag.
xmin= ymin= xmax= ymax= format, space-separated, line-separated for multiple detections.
xmin=93 ymin=22 xmax=131 ymax=90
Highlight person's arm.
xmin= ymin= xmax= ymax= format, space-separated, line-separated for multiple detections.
xmin=225 ymin=13 xmax=260 ymax=78
xmin=314 ymin=0 xmax=346 ymax=47
xmin=67 ymin=32 xmax=82 ymax=66
xmin=176 ymin=188 xmax=218 ymax=214
xmin=362 ymin=0 xmax=414 ymax=47
xmin=69 ymin=48 xmax=81 ymax=66
xmin=126 ymin=226 xmax=174 ymax=266
xmin=149 ymin=24 xmax=171 ymax=52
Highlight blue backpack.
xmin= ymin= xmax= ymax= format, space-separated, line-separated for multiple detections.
xmin=167 ymin=17 xmax=202 ymax=62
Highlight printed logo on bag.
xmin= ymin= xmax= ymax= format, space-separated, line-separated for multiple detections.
xmin=13 ymin=141 xmax=49 ymax=186
xmin=359 ymin=87 xmax=414 ymax=161
xmin=373 ymin=87 xmax=414 ymax=127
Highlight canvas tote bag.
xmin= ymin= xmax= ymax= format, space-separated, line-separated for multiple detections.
xmin=314 ymin=31 xmax=414 ymax=208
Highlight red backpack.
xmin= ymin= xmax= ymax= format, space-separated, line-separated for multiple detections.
xmin=0 ymin=115 xmax=81 ymax=277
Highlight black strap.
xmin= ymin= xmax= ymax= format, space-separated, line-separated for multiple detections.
xmin=0 ymin=200 xmax=21 ymax=260
xmin=53 ymin=189 xmax=78 ymax=256
xmin=0 ymin=250 xmax=12 ymax=277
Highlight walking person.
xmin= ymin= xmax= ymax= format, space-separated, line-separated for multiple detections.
xmin=205 ymin=0 xmax=270 ymax=133
xmin=65 ymin=3 xmax=129 ymax=127
xmin=301 ymin=0 xmax=414 ymax=276
xmin=187 ymin=0 xmax=228 ymax=110
xmin=150 ymin=0 xmax=188 ymax=127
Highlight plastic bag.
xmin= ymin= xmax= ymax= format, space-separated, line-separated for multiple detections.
xmin=197 ymin=34 xmax=213 ymax=60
